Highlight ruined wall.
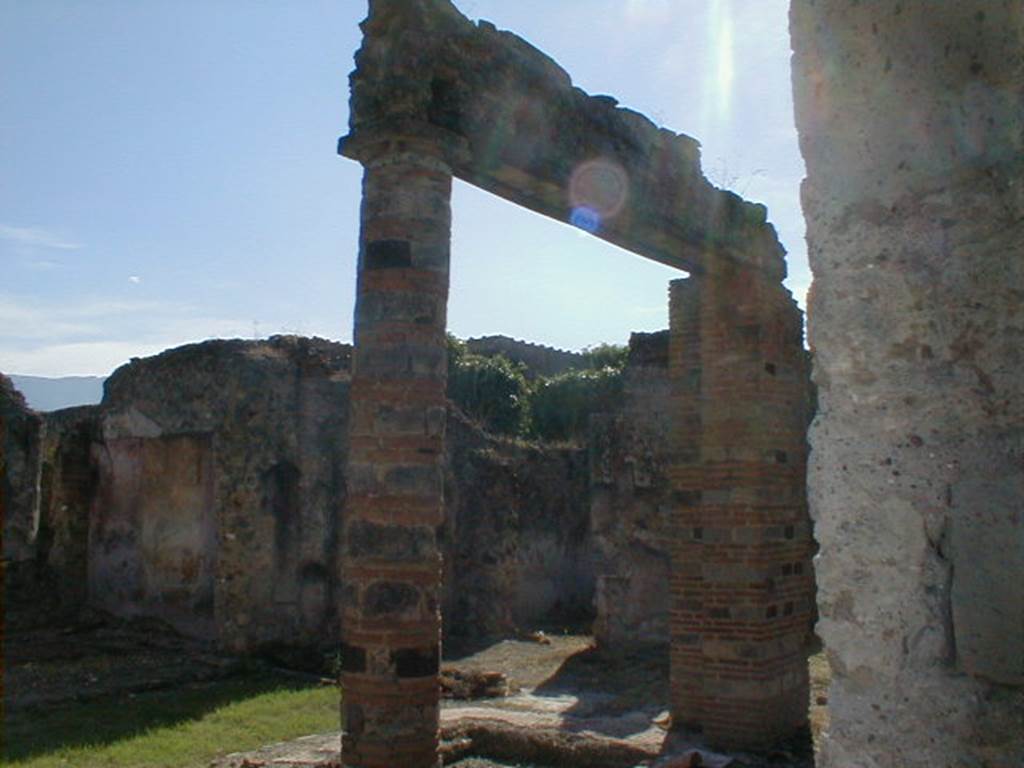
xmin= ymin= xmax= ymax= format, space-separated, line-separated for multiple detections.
xmin=591 ymin=331 xmax=673 ymax=648
xmin=792 ymin=2 xmax=1024 ymax=765
xmin=446 ymin=331 xmax=682 ymax=646
xmin=13 ymin=336 xmax=596 ymax=652
xmin=2 ymin=374 xmax=44 ymax=628
xmin=1 ymin=374 xmax=41 ymax=568
xmin=10 ymin=327 xmax=717 ymax=662
xmin=38 ymin=406 xmax=99 ymax=618
xmin=97 ymin=337 xmax=351 ymax=650
xmin=1 ymin=385 xmax=100 ymax=627
xmin=464 ymin=336 xmax=584 ymax=379
xmin=443 ymin=413 xmax=591 ymax=641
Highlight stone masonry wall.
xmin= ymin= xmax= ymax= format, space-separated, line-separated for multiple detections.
xmin=8 ymin=337 xmax=598 ymax=654
xmin=1 ymin=380 xmax=99 ymax=628
xmin=444 ymin=412 xmax=591 ymax=642
xmin=38 ymin=406 xmax=100 ymax=619
xmin=9 ymin=325 xmax=781 ymax=681
xmin=1 ymin=374 xmax=41 ymax=568
xmin=792 ymin=2 xmax=1024 ymax=766
xmin=591 ymin=331 xmax=673 ymax=648
xmin=2 ymin=374 xmax=44 ymax=626
xmin=464 ymin=336 xmax=585 ymax=379
xmin=98 ymin=336 xmax=351 ymax=650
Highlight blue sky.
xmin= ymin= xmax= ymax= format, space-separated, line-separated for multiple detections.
xmin=0 ymin=0 xmax=805 ymax=377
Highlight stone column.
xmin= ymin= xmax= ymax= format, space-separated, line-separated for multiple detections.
xmin=339 ymin=130 xmax=464 ymax=768
xmin=669 ymin=262 xmax=813 ymax=748
xmin=792 ymin=2 xmax=1024 ymax=765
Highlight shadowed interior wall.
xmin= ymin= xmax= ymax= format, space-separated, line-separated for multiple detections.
xmin=443 ymin=412 xmax=593 ymax=642
xmin=591 ymin=331 xmax=673 ymax=649
xmin=90 ymin=434 xmax=217 ymax=638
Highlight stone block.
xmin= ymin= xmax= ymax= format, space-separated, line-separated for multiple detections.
xmin=363 ymin=581 xmax=422 ymax=618
xmin=347 ymin=521 xmax=437 ymax=563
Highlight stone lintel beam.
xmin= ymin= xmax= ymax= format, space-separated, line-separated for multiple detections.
xmin=345 ymin=0 xmax=789 ymax=282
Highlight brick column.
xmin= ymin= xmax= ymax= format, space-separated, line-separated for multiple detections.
xmin=339 ymin=131 xmax=464 ymax=768
xmin=669 ymin=261 xmax=813 ymax=748
xmin=668 ymin=276 xmax=704 ymax=727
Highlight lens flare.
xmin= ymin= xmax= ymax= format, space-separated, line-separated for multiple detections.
xmin=570 ymin=206 xmax=602 ymax=233
xmin=568 ymin=158 xmax=629 ymax=234
xmin=715 ymin=1 xmax=735 ymax=119
xmin=700 ymin=0 xmax=735 ymax=131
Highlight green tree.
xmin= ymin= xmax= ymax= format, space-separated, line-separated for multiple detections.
xmin=581 ymin=342 xmax=628 ymax=371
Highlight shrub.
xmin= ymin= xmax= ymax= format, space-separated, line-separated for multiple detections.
xmin=446 ymin=335 xmax=530 ymax=436
xmin=529 ymin=365 xmax=623 ymax=443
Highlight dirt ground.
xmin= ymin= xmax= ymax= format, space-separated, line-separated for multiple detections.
xmin=3 ymin=611 xmax=244 ymax=713
xmin=5 ymin=615 xmax=829 ymax=768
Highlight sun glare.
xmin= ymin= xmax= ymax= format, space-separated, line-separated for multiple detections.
xmin=707 ymin=0 xmax=735 ymax=126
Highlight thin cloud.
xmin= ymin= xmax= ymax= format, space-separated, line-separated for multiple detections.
xmin=0 ymin=288 xmax=333 ymax=376
xmin=623 ymin=0 xmax=674 ymax=25
xmin=0 ymin=293 xmax=253 ymax=351
xmin=0 ymin=341 xmax=172 ymax=378
xmin=0 ymin=223 xmax=83 ymax=250
xmin=26 ymin=259 xmax=62 ymax=270
xmin=0 ymin=296 xmax=161 ymax=340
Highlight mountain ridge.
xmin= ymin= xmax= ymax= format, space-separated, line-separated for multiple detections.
xmin=6 ymin=374 xmax=105 ymax=412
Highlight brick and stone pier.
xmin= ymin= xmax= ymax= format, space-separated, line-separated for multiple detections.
xmin=670 ymin=263 xmax=812 ymax=747
xmin=339 ymin=128 xmax=467 ymax=768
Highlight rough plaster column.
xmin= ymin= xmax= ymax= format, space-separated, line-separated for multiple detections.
xmin=339 ymin=131 xmax=461 ymax=768
xmin=791 ymin=2 xmax=1024 ymax=766
xmin=669 ymin=264 xmax=813 ymax=748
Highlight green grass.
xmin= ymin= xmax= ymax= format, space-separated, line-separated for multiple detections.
xmin=3 ymin=674 xmax=341 ymax=768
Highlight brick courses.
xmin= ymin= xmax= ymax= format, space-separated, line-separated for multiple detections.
xmin=341 ymin=0 xmax=813 ymax=762
xmin=669 ymin=264 xmax=812 ymax=747
xmin=340 ymin=130 xmax=468 ymax=767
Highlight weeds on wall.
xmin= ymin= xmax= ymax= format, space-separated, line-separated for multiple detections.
xmin=446 ymin=334 xmax=626 ymax=443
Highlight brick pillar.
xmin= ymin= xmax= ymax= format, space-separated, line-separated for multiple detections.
xmin=339 ymin=131 xmax=463 ymax=768
xmin=669 ymin=261 xmax=813 ymax=748
xmin=668 ymin=277 xmax=704 ymax=726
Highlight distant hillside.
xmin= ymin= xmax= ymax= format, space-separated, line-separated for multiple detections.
xmin=7 ymin=375 xmax=105 ymax=411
